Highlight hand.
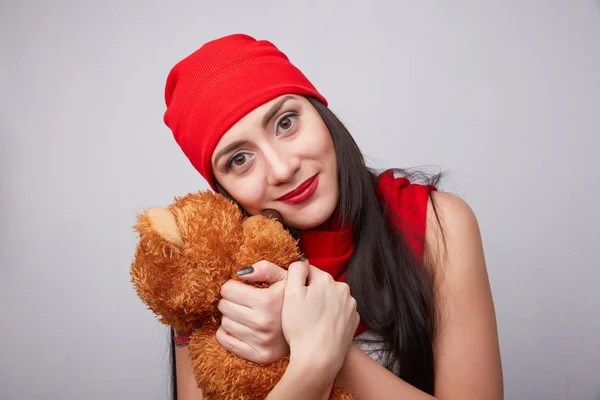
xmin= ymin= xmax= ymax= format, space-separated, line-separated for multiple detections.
xmin=282 ymin=260 xmax=360 ymax=377
xmin=216 ymin=260 xmax=290 ymax=364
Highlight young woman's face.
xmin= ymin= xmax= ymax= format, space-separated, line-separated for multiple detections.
xmin=211 ymin=95 xmax=338 ymax=230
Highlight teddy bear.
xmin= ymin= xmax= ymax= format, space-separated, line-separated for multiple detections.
xmin=130 ymin=190 xmax=355 ymax=400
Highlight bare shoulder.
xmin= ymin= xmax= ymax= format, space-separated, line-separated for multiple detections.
xmin=423 ymin=190 xmax=491 ymax=308
xmin=424 ymin=191 xmax=484 ymax=271
xmin=426 ymin=191 xmax=480 ymax=241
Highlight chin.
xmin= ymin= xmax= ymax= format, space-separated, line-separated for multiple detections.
xmin=282 ymin=195 xmax=338 ymax=230
xmin=286 ymin=214 xmax=328 ymax=230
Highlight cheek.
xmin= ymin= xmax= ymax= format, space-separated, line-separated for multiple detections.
xmin=220 ymin=175 xmax=265 ymax=214
xmin=317 ymin=134 xmax=337 ymax=173
xmin=301 ymin=123 xmax=335 ymax=160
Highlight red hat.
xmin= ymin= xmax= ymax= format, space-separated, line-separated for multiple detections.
xmin=163 ymin=34 xmax=328 ymax=190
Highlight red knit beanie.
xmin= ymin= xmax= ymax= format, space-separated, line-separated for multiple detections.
xmin=163 ymin=34 xmax=328 ymax=190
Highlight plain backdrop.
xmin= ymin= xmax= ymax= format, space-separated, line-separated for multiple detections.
xmin=1 ymin=1 xmax=599 ymax=399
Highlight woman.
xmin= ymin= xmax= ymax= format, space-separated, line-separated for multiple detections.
xmin=162 ymin=33 xmax=503 ymax=399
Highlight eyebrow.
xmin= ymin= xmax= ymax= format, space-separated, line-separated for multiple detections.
xmin=261 ymin=95 xmax=295 ymax=129
xmin=213 ymin=140 xmax=249 ymax=167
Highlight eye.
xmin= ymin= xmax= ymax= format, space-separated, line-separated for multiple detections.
xmin=225 ymin=152 xmax=253 ymax=171
xmin=276 ymin=112 xmax=298 ymax=135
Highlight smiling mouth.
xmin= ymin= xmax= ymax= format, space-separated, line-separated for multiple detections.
xmin=276 ymin=175 xmax=319 ymax=204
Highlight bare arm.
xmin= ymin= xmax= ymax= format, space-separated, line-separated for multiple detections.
xmin=174 ymin=342 xmax=203 ymax=400
xmin=336 ymin=344 xmax=435 ymax=399
xmin=428 ymin=192 xmax=503 ymax=398
xmin=266 ymin=359 xmax=334 ymax=400
xmin=175 ymin=340 xmax=335 ymax=400
xmin=175 ymin=342 xmax=336 ymax=400
xmin=335 ymin=191 xmax=503 ymax=399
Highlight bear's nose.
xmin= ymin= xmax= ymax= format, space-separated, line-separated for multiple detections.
xmin=260 ymin=208 xmax=283 ymax=223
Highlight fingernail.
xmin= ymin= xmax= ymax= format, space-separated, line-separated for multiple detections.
xmin=299 ymin=256 xmax=307 ymax=262
xmin=236 ymin=266 xmax=254 ymax=276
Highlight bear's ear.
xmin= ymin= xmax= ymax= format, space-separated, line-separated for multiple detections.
xmin=144 ymin=207 xmax=183 ymax=247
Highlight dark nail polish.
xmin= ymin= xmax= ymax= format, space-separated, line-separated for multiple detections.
xmin=236 ymin=266 xmax=254 ymax=276
xmin=299 ymin=256 xmax=307 ymax=262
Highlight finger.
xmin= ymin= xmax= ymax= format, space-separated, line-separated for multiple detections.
xmin=220 ymin=316 xmax=258 ymax=344
xmin=215 ymin=325 xmax=258 ymax=361
xmin=286 ymin=260 xmax=309 ymax=290
xmin=307 ymin=264 xmax=330 ymax=287
xmin=237 ymin=260 xmax=288 ymax=284
xmin=220 ymin=279 xmax=262 ymax=308
xmin=218 ymin=298 xmax=256 ymax=328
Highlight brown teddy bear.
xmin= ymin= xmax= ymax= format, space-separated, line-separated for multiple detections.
xmin=130 ymin=190 xmax=355 ymax=400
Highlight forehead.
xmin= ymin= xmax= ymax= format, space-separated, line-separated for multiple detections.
xmin=212 ymin=94 xmax=304 ymax=153
xmin=232 ymin=93 xmax=302 ymax=127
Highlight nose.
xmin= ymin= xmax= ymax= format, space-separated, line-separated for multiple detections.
xmin=264 ymin=146 xmax=300 ymax=186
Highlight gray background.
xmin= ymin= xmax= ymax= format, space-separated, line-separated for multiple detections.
xmin=1 ymin=1 xmax=599 ymax=399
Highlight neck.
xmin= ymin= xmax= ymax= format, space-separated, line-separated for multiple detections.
xmin=312 ymin=216 xmax=334 ymax=231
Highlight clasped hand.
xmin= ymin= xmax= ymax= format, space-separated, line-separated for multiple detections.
xmin=216 ymin=259 xmax=359 ymax=370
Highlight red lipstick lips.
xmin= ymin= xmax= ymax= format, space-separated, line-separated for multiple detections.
xmin=277 ymin=175 xmax=319 ymax=205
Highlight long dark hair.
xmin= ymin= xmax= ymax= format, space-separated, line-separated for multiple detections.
xmin=169 ymin=96 xmax=443 ymax=397
xmin=307 ymin=97 xmax=442 ymax=393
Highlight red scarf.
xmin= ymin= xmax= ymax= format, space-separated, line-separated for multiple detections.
xmin=296 ymin=170 xmax=436 ymax=337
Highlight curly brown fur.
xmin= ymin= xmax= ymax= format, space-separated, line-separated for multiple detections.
xmin=131 ymin=190 xmax=355 ymax=399
xmin=132 ymin=192 xmax=244 ymax=330
xmin=188 ymin=328 xmax=289 ymax=400
xmin=237 ymin=215 xmax=302 ymax=276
